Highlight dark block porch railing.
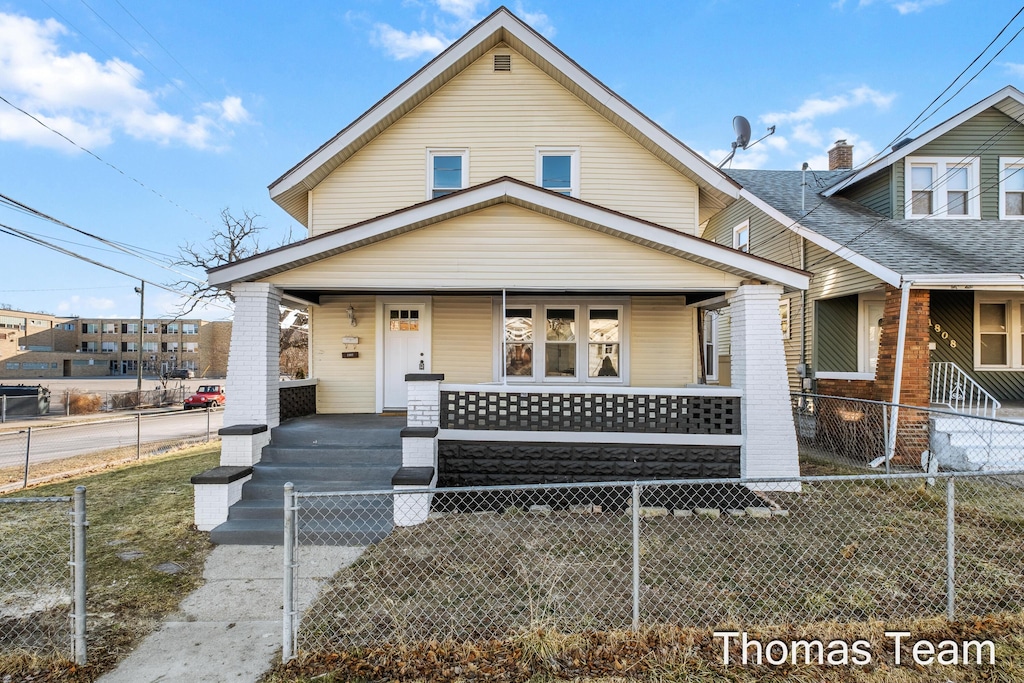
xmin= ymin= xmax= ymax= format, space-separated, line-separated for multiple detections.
xmin=279 ymin=379 xmax=317 ymax=421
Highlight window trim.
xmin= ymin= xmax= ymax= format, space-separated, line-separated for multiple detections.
xmin=904 ymin=156 xmax=981 ymax=219
xmin=732 ymin=219 xmax=750 ymax=252
xmin=998 ymin=156 xmax=1024 ymax=220
xmin=535 ymin=147 xmax=580 ymax=198
xmin=497 ymin=297 xmax=628 ymax=385
xmin=702 ymin=310 xmax=719 ymax=382
xmin=974 ymin=294 xmax=1023 ymax=371
xmin=426 ymin=148 xmax=469 ymax=200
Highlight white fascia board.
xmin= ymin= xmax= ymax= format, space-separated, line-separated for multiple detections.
xmin=824 ymin=86 xmax=1024 ymax=197
xmin=269 ymin=9 xmax=740 ymax=205
xmin=903 ymin=273 xmax=1024 ymax=288
xmin=217 ymin=180 xmax=808 ymax=289
xmin=738 ymin=188 xmax=902 ymax=287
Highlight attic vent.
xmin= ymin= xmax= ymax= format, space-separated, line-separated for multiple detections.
xmin=493 ymin=54 xmax=511 ymax=71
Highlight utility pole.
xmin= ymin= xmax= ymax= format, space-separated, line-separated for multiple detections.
xmin=135 ymin=282 xmax=145 ymax=398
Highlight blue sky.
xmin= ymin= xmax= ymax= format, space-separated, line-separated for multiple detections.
xmin=1 ymin=0 xmax=1023 ymax=320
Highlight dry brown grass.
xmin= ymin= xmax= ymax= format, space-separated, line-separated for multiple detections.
xmin=67 ymin=391 xmax=101 ymax=415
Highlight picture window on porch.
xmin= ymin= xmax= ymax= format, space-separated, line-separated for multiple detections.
xmin=588 ymin=309 xmax=620 ymax=378
xmin=427 ymin=149 xmax=468 ymax=199
xmin=389 ymin=308 xmax=420 ymax=332
xmin=504 ymin=307 xmax=534 ymax=378
xmin=545 ymin=307 xmax=577 ymax=378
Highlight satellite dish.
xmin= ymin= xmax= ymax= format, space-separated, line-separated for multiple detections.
xmin=733 ymin=116 xmax=752 ymax=150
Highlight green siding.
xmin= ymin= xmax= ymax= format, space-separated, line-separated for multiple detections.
xmin=930 ymin=291 xmax=1024 ymax=401
xmin=894 ymin=108 xmax=1024 ymax=219
xmin=815 ymin=295 xmax=858 ymax=372
xmin=702 ymin=198 xmax=802 ymax=268
xmin=839 ymin=167 xmax=892 ymax=217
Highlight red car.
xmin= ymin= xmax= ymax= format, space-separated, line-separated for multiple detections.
xmin=184 ymin=385 xmax=226 ymax=410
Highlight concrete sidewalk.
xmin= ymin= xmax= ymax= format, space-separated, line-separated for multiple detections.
xmin=98 ymin=545 xmax=362 ymax=683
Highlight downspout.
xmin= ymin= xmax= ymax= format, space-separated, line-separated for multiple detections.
xmin=800 ymin=236 xmax=807 ymax=391
xmin=885 ymin=280 xmax=913 ymax=465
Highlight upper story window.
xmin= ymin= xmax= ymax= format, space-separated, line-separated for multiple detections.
xmin=905 ymin=157 xmax=980 ymax=219
xmin=427 ymin=149 xmax=468 ymax=199
xmin=536 ymin=148 xmax=580 ymax=197
xmin=999 ymin=157 xmax=1024 ymax=219
xmin=144 ymin=323 xmax=158 ymax=334
xmin=81 ymin=323 xmax=98 ymax=334
xmin=101 ymin=322 xmax=117 ymax=334
xmin=182 ymin=323 xmax=199 ymax=335
xmin=733 ymin=219 xmax=750 ymax=252
xmin=122 ymin=323 xmax=138 ymax=334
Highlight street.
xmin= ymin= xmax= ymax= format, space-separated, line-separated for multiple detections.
xmin=0 ymin=409 xmax=224 ymax=470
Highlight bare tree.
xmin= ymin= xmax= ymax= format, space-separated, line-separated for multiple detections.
xmin=170 ymin=208 xmax=266 ymax=315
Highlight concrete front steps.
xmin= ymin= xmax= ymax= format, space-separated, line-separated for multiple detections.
xmin=930 ymin=415 xmax=1024 ymax=471
xmin=210 ymin=415 xmax=404 ymax=545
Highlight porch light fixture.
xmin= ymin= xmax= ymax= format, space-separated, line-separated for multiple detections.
xmin=346 ymin=305 xmax=357 ymax=327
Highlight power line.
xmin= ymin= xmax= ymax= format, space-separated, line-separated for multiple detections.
xmin=0 ymin=221 xmax=233 ymax=313
xmin=0 ymin=192 xmax=203 ymax=282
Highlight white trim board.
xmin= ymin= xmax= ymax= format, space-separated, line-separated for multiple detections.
xmin=438 ymin=429 xmax=743 ymax=446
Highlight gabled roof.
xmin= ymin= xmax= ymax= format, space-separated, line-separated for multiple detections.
xmin=824 ymin=85 xmax=1024 ymax=197
xmin=268 ymin=6 xmax=739 ymax=226
xmin=214 ymin=177 xmax=808 ymax=290
xmin=729 ymin=169 xmax=1024 ymax=287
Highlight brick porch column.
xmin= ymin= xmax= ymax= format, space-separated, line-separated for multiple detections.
xmin=220 ymin=282 xmax=282 ymax=466
xmin=728 ymin=283 xmax=801 ymax=489
xmin=874 ymin=286 xmax=931 ymax=463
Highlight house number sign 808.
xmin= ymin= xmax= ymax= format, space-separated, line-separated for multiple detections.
xmin=928 ymin=319 xmax=958 ymax=349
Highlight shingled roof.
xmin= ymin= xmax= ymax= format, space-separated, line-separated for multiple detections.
xmin=728 ymin=169 xmax=1024 ymax=282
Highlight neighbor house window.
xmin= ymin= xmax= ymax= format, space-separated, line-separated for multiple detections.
xmin=999 ymin=158 xmax=1024 ymax=219
xmin=81 ymin=341 xmax=96 ymax=352
xmin=122 ymin=342 xmax=138 ymax=353
xmin=101 ymin=341 xmax=116 ymax=353
xmin=144 ymin=323 xmax=158 ymax=334
xmin=905 ymin=157 xmax=980 ymax=218
xmin=142 ymin=342 xmax=158 ymax=353
xmin=504 ymin=307 xmax=535 ymax=379
xmin=122 ymin=323 xmax=138 ymax=334
xmin=163 ymin=323 xmax=179 ymax=334
xmin=101 ymin=322 xmax=117 ymax=334
xmin=427 ymin=149 xmax=468 ymax=199
xmin=182 ymin=323 xmax=199 ymax=335
xmin=733 ymin=220 xmax=750 ymax=252
xmin=977 ymin=301 xmax=1009 ymax=367
xmin=81 ymin=323 xmax=98 ymax=334
xmin=183 ymin=342 xmax=198 ymax=353
xmin=859 ymin=296 xmax=885 ymax=375
xmin=536 ymin=148 xmax=580 ymax=197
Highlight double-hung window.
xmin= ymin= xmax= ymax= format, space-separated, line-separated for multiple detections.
xmin=905 ymin=157 xmax=980 ymax=218
xmin=427 ymin=149 xmax=468 ymax=199
xmin=999 ymin=157 xmax=1024 ymax=219
xmin=536 ymin=148 xmax=580 ymax=197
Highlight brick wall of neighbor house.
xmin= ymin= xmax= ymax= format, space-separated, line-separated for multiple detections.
xmin=815 ymin=378 xmax=876 ymax=400
xmin=199 ymin=321 xmax=232 ymax=377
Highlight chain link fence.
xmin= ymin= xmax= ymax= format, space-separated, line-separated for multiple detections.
xmin=284 ymin=470 xmax=1024 ymax=658
xmin=792 ymin=392 xmax=1024 ymax=472
xmin=0 ymin=487 xmax=86 ymax=663
xmin=0 ymin=409 xmax=222 ymax=490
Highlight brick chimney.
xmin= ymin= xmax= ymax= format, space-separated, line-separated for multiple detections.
xmin=828 ymin=139 xmax=853 ymax=170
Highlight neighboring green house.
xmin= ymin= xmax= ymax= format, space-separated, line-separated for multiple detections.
xmin=702 ymin=85 xmax=1024 ymax=417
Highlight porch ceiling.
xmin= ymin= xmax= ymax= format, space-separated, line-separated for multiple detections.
xmin=282 ymin=289 xmax=732 ymax=306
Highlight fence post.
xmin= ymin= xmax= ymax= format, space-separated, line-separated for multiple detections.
xmin=881 ymin=405 xmax=890 ymax=475
xmin=631 ymin=483 xmax=641 ymax=632
xmin=23 ymin=427 xmax=32 ymax=489
xmin=136 ymin=413 xmax=142 ymax=460
xmin=283 ymin=482 xmax=296 ymax=662
xmin=206 ymin=405 xmax=211 ymax=442
xmin=72 ymin=486 xmax=87 ymax=664
xmin=946 ymin=476 xmax=956 ymax=621
xmin=66 ymin=390 xmax=70 ymax=416
xmin=2 ymin=394 xmax=6 ymax=423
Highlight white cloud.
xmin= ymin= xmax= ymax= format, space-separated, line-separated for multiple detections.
xmin=835 ymin=0 xmax=947 ymax=12
xmin=762 ymin=86 xmax=895 ymax=125
xmin=514 ymin=2 xmax=556 ymax=38
xmin=0 ymin=12 xmax=249 ymax=151
xmin=436 ymin=0 xmax=488 ymax=21
xmin=371 ymin=23 xmax=450 ymax=60
xmin=55 ymin=295 xmax=116 ymax=315
xmin=1003 ymin=62 xmax=1024 ymax=78
xmin=792 ymin=123 xmax=823 ymax=147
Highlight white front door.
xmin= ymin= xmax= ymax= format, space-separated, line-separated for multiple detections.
xmin=383 ymin=305 xmax=427 ymax=409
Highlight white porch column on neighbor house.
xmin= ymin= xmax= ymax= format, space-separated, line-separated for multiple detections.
xmin=727 ymin=283 xmax=801 ymax=490
xmin=219 ymin=281 xmax=282 ymax=467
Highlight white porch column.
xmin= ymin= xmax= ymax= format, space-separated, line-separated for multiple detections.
xmin=220 ymin=282 xmax=282 ymax=467
xmin=727 ymin=283 xmax=801 ymax=489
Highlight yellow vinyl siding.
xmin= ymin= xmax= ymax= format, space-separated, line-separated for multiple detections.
xmin=266 ymin=204 xmax=742 ymax=291
xmin=309 ymin=45 xmax=699 ymax=235
xmin=311 ymin=296 xmax=376 ymax=413
xmin=432 ymin=296 xmax=494 ymax=383
xmin=629 ymin=296 xmax=695 ymax=386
